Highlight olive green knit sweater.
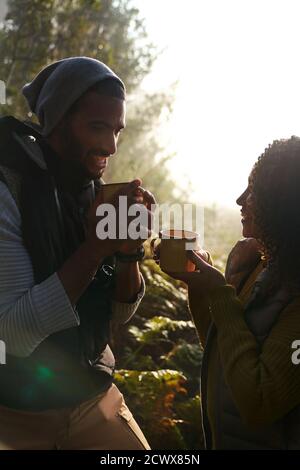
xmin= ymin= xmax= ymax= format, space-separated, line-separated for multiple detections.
xmin=188 ymin=262 xmax=300 ymax=431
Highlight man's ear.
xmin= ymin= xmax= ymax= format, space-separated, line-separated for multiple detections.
xmin=46 ymin=118 xmax=66 ymax=149
xmin=48 ymin=114 xmax=68 ymax=140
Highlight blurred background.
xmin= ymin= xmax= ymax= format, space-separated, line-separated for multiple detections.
xmin=1 ymin=0 xmax=300 ymax=449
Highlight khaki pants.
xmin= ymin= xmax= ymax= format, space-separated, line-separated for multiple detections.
xmin=0 ymin=384 xmax=150 ymax=450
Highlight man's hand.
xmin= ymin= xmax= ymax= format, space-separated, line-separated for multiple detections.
xmin=86 ymin=179 xmax=155 ymax=258
xmin=118 ymin=185 xmax=156 ymax=254
xmin=58 ymin=179 xmax=154 ymax=307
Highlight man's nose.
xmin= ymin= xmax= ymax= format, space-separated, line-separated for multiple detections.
xmin=103 ymin=135 xmax=117 ymax=157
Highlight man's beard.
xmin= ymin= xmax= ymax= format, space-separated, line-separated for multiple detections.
xmin=60 ymin=124 xmax=91 ymax=180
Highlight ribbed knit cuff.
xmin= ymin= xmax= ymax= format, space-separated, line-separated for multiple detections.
xmin=208 ymin=284 xmax=241 ymax=325
xmin=111 ymin=274 xmax=145 ymax=325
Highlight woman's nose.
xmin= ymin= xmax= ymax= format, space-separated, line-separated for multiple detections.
xmin=236 ymin=187 xmax=248 ymax=206
xmin=236 ymin=192 xmax=244 ymax=206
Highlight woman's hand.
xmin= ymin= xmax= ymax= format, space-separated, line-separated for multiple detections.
xmin=225 ymin=238 xmax=261 ymax=278
xmin=225 ymin=238 xmax=261 ymax=289
xmin=152 ymin=242 xmax=209 ymax=266
xmin=167 ymin=250 xmax=226 ymax=295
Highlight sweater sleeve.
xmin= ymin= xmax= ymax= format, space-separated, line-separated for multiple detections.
xmin=0 ymin=181 xmax=79 ymax=357
xmin=188 ymin=290 xmax=212 ymax=349
xmin=111 ymin=274 xmax=145 ymax=325
xmin=209 ymin=285 xmax=300 ymax=428
xmin=186 ymin=252 xmax=214 ymax=349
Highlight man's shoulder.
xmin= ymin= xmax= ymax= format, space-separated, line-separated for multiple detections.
xmin=0 ymin=115 xmax=46 ymax=168
xmin=0 ymin=115 xmax=23 ymax=134
xmin=0 ymin=115 xmax=41 ymax=138
xmin=0 ymin=116 xmax=46 ymax=207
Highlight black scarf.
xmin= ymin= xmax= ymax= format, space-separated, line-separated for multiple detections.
xmin=26 ymin=136 xmax=116 ymax=365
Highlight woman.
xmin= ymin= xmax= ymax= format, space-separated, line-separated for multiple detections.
xmin=165 ymin=137 xmax=300 ymax=449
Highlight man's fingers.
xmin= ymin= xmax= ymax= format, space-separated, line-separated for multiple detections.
xmin=143 ymin=190 xmax=156 ymax=209
xmin=115 ymin=179 xmax=142 ymax=200
xmin=127 ymin=187 xmax=156 ymax=212
xmin=129 ymin=179 xmax=143 ymax=189
xmin=99 ymin=180 xmax=142 ymax=207
xmin=130 ymin=188 xmax=156 ymax=212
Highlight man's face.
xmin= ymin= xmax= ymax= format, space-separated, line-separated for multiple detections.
xmin=54 ymin=91 xmax=126 ymax=180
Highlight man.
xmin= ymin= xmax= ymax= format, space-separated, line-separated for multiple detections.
xmin=0 ymin=57 xmax=154 ymax=450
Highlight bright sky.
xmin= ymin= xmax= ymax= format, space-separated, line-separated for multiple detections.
xmin=136 ymin=0 xmax=300 ymax=207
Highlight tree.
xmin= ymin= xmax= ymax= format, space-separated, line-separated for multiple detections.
xmin=0 ymin=0 xmax=155 ymax=111
xmin=0 ymin=0 xmax=179 ymax=201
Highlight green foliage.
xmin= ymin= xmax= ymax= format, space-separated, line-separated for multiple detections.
xmin=138 ymin=259 xmax=188 ymax=319
xmin=121 ymin=314 xmax=198 ymax=373
xmin=173 ymin=395 xmax=205 ymax=450
xmin=114 ymin=369 xmax=203 ymax=450
xmin=113 ymin=258 xmax=204 ymax=449
xmin=130 ymin=316 xmax=194 ymax=343
xmin=161 ymin=342 xmax=203 ymax=384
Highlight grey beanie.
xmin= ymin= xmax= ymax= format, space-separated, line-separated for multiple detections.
xmin=22 ymin=56 xmax=125 ymax=136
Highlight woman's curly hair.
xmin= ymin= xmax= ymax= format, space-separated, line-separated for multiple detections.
xmin=250 ymin=136 xmax=300 ymax=292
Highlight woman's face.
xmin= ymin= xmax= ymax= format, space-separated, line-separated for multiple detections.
xmin=236 ymin=176 xmax=260 ymax=238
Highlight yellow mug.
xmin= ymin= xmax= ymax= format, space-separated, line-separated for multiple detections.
xmin=151 ymin=229 xmax=200 ymax=272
